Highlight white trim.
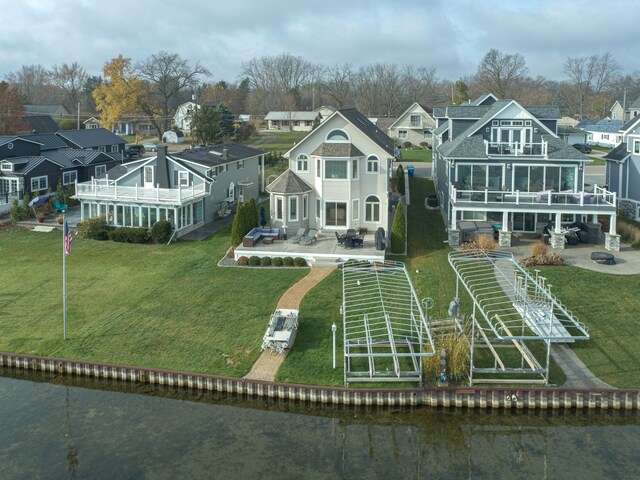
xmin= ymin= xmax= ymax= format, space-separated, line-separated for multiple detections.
xmin=95 ymin=164 xmax=107 ymax=177
xmin=366 ymin=155 xmax=379 ymax=174
xmin=365 ymin=194 xmax=381 ymax=223
xmin=326 ymin=129 xmax=350 ymax=142
xmin=352 ymin=198 xmax=359 ymax=221
xmin=275 ymin=195 xmax=284 ymax=221
xmin=296 ymin=154 xmax=309 ymax=172
xmin=288 ymin=195 xmax=299 ymax=222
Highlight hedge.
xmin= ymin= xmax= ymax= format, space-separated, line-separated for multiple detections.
xmin=108 ymin=227 xmax=150 ymax=244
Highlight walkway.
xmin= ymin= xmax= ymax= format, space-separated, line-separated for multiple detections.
xmin=244 ymin=267 xmax=334 ymax=381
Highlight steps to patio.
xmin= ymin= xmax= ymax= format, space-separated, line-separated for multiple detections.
xmin=244 ymin=267 xmax=334 ymax=381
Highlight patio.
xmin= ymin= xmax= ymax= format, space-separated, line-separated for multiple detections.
xmin=233 ymin=231 xmax=385 ymax=265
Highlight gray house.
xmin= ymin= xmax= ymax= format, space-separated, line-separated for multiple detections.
xmin=604 ymin=114 xmax=640 ymax=220
xmin=73 ymin=143 xmax=262 ymax=236
xmin=432 ymin=95 xmax=620 ymax=251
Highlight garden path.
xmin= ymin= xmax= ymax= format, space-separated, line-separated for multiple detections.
xmin=244 ymin=267 xmax=334 ymax=382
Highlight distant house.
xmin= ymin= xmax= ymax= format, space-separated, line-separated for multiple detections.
xmin=83 ymin=117 xmax=101 ymax=129
xmin=24 ymin=105 xmax=69 ymax=118
xmin=174 ymin=101 xmax=198 ymax=132
xmin=264 ymin=111 xmax=320 ymax=131
xmin=557 ymin=125 xmax=586 ymax=146
xmin=559 ymin=116 xmax=579 ymax=127
xmin=56 ymin=128 xmax=126 ymax=156
xmin=578 ymin=119 xmax=623 ymax=148
xmin=387 ymin=102 xmax=436 ymax=147
xmin=162 ymin=129 xmax=185 ymax=143
xmin=610 ymin=100 xmax=624 ymax=121
xmin=627 ymin=97 xmax=640 ymax=121
xmin=73 ymin=143 xmax=262 ymax=237
xmin=20 ymin=115 xmax=59 ymax=134
xmin=313 ymin=105 xmax=336 ymax=119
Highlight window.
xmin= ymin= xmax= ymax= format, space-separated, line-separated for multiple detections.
xmin=324 ymin=160 xmax=347 ymax=179
xmin=98 ymin=146 xmax=106 ymax=152
xmin=365 ymin=195 xmax=380 ymax=222
xmin=63 ymin=170 xmax=77 ymax=185
xmin=352 ymin=199 xmax=359 ymax=221
xmin=325 ymin=202 xmax=347 ymax=226
xmin=95 ymin=165 xmax=107 ymax=177
xmin=424 ymin=130 xmax=432 ymax=139
xmin=110 ymin=145 xmax=119 ymax=153
xmin=635 ymin=140 xmax=640 ymax=154
xmin=179 ymin=171 xmax=189 ymax=186
xmin=31 ymin=175 xmax=47 ymax=192
xmin=366 ymin=155 xmax=379 ymax=174
xmin=1 ymin=162 xmax=12 ymax=171
xmin=352 ymin=159 xmax=359 ymax=180
xmin=316 ymin=198 xmax=321 ymax=220
xmin=144 ymin=165 xmax=154 ymax=184
xmin=327 ymin=129 xmax=348 ymax=141
xmin=456 ymin=164 xmax=503 ymax=190
xmin=7 ymin=142 xmax=14 ymax=149
xmin=398 ymin=130 xmax=408 ymax=139
xmin=237 ymin=160 xmax=245 ymax=169
xmin=276 ymin=196 xmax=283 ymax=221
xmin=288 ymin=196 xmax=298 ymax=221
xmin=513 ymin=165 xmax=576 ymax=192
xmin=602 ymin=134 xmax=609 ymax=140
xmin=297 ymin=154 xmax=309 ymax=172
xmin=316 ymin=158 xmax=321 ymax=178
xmin=303 ymin=194 xmax=308 ymax=220
xmin=410 ymin=115 xmax=421 ymax=127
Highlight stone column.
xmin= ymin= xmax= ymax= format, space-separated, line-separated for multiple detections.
xmin=605 ymin=233 xmax=620 ymax=252
xmin=498 ymin=230 xmax=512 ymax=247
xmin=550 ymin=231 xmax=565 ymax=249
xmin=448 ymin=229 xmax=460 ymax=247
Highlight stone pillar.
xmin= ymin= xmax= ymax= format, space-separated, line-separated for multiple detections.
xmin=605 ymin=233 xmax=620 ymax=252
xmin=498 ymin=230 xmax=512 ymax=247
xmin=448 ymin=229 xmax=460 ymax=247
xmin=550 ymin=231 xmax=565 ymax=249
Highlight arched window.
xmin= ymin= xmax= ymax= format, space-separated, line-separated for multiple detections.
xmin=365 ymin=195 xmax=380 ymax=222
xmin=327 ymin=129 xmax=349 ymax=141
xmin=366 ymin=155 xmax=379 ymax=173
xmin=296 ymin=154 xmax=309 ymax=172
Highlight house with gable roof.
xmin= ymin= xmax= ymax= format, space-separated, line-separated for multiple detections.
xmin=432 ymin=94 xmax=620 ymax=251
xmin=73 ymin=143 xmax=262 ymax=236
xmin=264 ymin=111 xmax=320 ymax=131
xmin=266 ymin=108 xmax=394 ymax=236
xmin=388 ymin=102 xmax=436 ymax=147
xmin=578 ymin=119 xmax=623 ymax=148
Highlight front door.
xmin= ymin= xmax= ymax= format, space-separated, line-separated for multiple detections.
xmin=144 ymin=166 xmax=154 ymax=188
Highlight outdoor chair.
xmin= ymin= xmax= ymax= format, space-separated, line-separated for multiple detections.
xmin=335 ymin=231 xmax=346 ymax=246
xmin=290 ymin=228 xmax=307 ymax=243
xmin=300 ymin=229 xmax=317 ymax=246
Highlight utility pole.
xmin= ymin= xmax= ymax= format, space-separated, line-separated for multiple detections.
xmin=77 ymin=102 xmax=80 ymax=129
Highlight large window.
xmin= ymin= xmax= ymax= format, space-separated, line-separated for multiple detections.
xmin=513 ymin=165 xmax=576 ymax=192
xmin=365 ymin=195 xmax=380 ymax=222
xmin=288 ymin=196 xmax=298 ymax=221
xmin=456 ymin=164 xmax=503 ymax=190
xmin=327 ymin=129 xmax=348 ymax=141
xmin=63 ymin=170 xmax=77 ymax=185
xmin=31 ymin=175 xmax=47 ymax=192
xmin=325 ymin=202 xmax=347 ymax=226
xmin=410 ymin=115 xmax=421 ymax=127
xmin=366 ymin=155 xmax=379 ymax=174
xmin=297 ymin=154 xmax=309 ymax=172
xmin=324 ymin=160 xmax=348 ymax=179
xmin=352 ymin=159 xmax=359 ymax=179
xmin=275 ymin=196 xmax=283 ymax=221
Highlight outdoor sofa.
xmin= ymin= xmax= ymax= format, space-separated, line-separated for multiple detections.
xmin=242 ymin=227 xmax=281 ymax=247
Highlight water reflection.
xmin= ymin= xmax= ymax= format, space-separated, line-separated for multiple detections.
xmin=1 ymin=368 xmax=639 ymax=479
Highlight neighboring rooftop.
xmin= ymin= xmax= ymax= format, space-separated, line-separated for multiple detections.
xmin=265 ymin=111 xmax=319 ymax=121
xmin=56 ymin=128 xmax=126 ymax=148
xmin=173 ymin=142 xmax=263 ymax=166
xmin=266 ymin=169 xmax=313 ymax=195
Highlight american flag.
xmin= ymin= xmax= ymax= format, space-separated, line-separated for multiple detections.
xmin=64 ymin=220 xmax=73 ymax=256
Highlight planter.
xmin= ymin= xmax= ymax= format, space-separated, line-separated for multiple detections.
xmin=37 ymin=217 xmax=45 ymax=223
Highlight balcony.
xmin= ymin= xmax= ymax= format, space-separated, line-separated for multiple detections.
xmin=74 ymin=179 xmax=208 ymax=205
xmin=485 ymin=139 xmax=548 ymax=157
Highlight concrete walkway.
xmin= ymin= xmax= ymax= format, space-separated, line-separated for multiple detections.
xmin=551 ymin=344 xmax=614 ymax=389
xmin=244 ymin=267 xmax=334 ymax=381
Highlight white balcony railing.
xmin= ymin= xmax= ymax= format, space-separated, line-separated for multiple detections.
xmin=450 ymin=184 xmax=616 ymax=209
xmin=484 ymin=139 xmax=548 ymax=157
xmin=74 ymin=178 xmax=207 ymax=204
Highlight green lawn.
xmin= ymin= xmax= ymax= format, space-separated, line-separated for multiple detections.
xmin=118 ymin=135 xmax=136 ymax=144
xmin=587 ymin=156 xmax=605 ymax=166
xmin=400 ymin=148 xmax=432 ymax=162
xmin=591 ymin=145 xmax=612 ymax=153
xmin=259 ymin=131 xmax=308 ymax=153
xmin=0 ymin=226 xmax=306 ymax=376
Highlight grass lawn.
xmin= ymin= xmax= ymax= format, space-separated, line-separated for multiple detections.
xmin=591 ymin=145 xmax=612 ymax=153
xmin=0 ymin=226 xmax=306 ymax=376
xmin=259 ymin=131 xmax=308 ymax=153
xmin=118 ymin=135 xmax=136 ymax=144
xmin=400 ymin=149 xmax=432 ymax=162
xmin=587 ymin=157 xmax=605 ymax=166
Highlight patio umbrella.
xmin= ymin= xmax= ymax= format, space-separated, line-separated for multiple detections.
xmin=260 ymin=206 xmax=267 ymax=227
xmin=28 ymin=192 xmax=57 ymax=208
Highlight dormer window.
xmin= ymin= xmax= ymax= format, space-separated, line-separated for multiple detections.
xmin=1 ymin=162 xmax=12 ymax=171
xmin=327 ymin=129 xmax=349 ymax=142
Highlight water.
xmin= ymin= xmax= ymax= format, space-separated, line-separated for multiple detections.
xmin=1 ymin=370 xmax=639 ymax=479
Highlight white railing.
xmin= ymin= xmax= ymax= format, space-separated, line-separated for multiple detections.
xmin=75 ymin=178 xmax=207 ymax=204
xmin=450 ymin=183 xmax=616 ymax=208
xmin=484 ymin=139 xmax=548 ymax=157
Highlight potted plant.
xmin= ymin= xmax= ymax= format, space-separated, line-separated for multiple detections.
xmin=57 ymin=215 xmax=64 ymax=225
xmin=36 ymin=212 xmax=45 ymax=223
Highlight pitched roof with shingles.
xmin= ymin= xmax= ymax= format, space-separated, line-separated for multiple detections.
xmin=603 ymin=143 xmax=629 ymax=163
xmin=445 ymin=105 xmax=494 ymax=119
xmin=265 ymin=111 xmax=319 ymax=121
xmin=432 ymin=122 xmax=449 ymax=136
xmin=24 ymin=104 xmax=68 ymax=116
xmin=582 ymin=119 xmax=623 ymax=133
xmin=172 ymin=142 xmax=263 ymax=166
xmin=56 ymin=128 xmax=125 ymax=148
xmin=432 ymin=107 xmax=446 ymax=118
xmin=22 ymin=115 xmax=59 ymax=133
xmin=621 ymin=113 xmax=640 ymax=133
xmin=629 ymin=97 xmax=640 ymax=109
xmin=266 ymin=169 xmax=314 ymax=195
xmin=311 ymin=142 xmax=363 ymax=157
xmin=339 ymin=108 xmax=394 ymax=155
xmin=45 ymin=148 xmax=112 ymax=167
xmin=524 ymin=106 xmax=561 ymax=119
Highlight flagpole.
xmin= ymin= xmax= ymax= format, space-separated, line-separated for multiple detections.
xmin=63 ymin=210 xmax=67 ymax=340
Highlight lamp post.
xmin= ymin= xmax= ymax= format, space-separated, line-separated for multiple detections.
xmin=331 ymin=323 xmax=337 ymax=369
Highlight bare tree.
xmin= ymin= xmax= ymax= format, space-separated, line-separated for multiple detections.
xmin=475 ymin=49 xmax=528 ymax=98
xmin=401 ymin=65 xmax=439 ymax=106
xmin=137 ymin=51 xmax=210 ymax=133
xmin=322 ymin=64 xmax=353 ymax=109
xmin=4 ymin=64 xmax=59 ymax=105
xmin=564 ymin=52 xmax=620 ymax=118
xmin=51 ymin=62 xmax=88 ymax=113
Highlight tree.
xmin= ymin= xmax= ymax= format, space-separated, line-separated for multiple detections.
xmin=93 ymin=55 xmax=144 ymax=131
xmin=82 ymin=76 xmax=102 ymax=114
xmin=390 ymin=199 xmax=406 ymax=254
xmin=190 ymin=104 xmax=234 ymax=144
xmin=4 ymin=64 xmax=58 ymax=104
xmin=476 ymin=49 xmax=528 ymax=98
xmin=137 ymin=51 xmax=210 ymax=134
xmin=395 ymin=165 xmax=405 ymax=195
xmin=565 ymin=52 xmax=620 ymax=118
xmin=453 ymin=79 xmax=469 ymax=104
xmin=0 ymin=81 xmax=26 ymax=134
xmin=51 ymin=62 xmax=88 ymax=113
xmin=230 ymin=202 xmax=245 ymax=246
xmin=322 ymin=64 xmax=352 ymax=109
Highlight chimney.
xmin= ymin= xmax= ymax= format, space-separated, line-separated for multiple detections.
xmin=222 ymin=147 xmax=228 ymax=161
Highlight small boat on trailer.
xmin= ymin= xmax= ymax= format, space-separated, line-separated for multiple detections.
xmin=261 ymin=309 xmax=299 ymax=355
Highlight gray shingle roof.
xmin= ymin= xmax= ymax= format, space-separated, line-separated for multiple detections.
xmin=621 ymin=113 xmax=640 ymax=132
xmin=432 ymin=122 xmax=449 ymax=136
xmin=172 ymin=142 xmax=263 ymax=166
xmin=56 ymin=128 xmax=125 ymax=148
xmin=603 ymin=143 xmax=629 ymax=162
xmin=629 ymin=96 xmax=640 ymax=109
xmin=582 ymin=119 xmax=623 ymax=133
xmin=432 ymin=107 xmax=446 ymax=118
xmin=339 ymin=108 xmax=395 ymax=155
xmin=22 ymin=133 xmax=68 ymax=150
xmin=524 ymin=106 xmax=561 ymax=119
xmin=24 ymin=104 xmax=68 ymax=116
xmin=311 ymin=142 xmax=364 ymax=157
xmin=445 ymin=105 xmax=494 ymax=119
xmin=21 ymin=115 xmax=59 ymax=134
xmin=45 ymin=148 xmax=111 ymax=167
xmin=266 ymin=169 xmax=313 ymax=194
xmin=265 ymin=111 xmax=319 ymax=121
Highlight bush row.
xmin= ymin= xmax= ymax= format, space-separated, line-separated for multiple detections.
xmin=76 ymin=217 xmax=173 ymax=244
xmin=236 ymin=256 xmax=307 ymax=267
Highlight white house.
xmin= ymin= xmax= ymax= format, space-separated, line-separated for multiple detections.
xmin=580 ymin=120 xmax=623 ymax=148
xmin=387 ymin=102 xmax=436 ymax=147
xmin=267 ymin=108 xmax=394 ymax=236
xmin=264 ymin=111 xmax=320 ymax=131
xmin=174 ymin=101 xmax=198 ymax=133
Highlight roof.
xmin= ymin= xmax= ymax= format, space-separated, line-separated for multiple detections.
xmin=445 ymin=105 xmax=494 ymax=119
xmin=266 ymin=169 xmax=313 ymax=194
xmin=172 ymin=142 xmax=263 ymax=167
xmin=311 ymin=142 xmax=364 ymax=157
xmin=629 ymin=96 xmax=640 ymax=109
xmin=22 ymin=132 xmax=68 ymax=150
xmin=581 ymin=119 xmax=624 ymax=134
xmin=0 ymin=136 xmax=20 ymax=147
xmin=557 ymin=125 xmax=585 ymax=135
xmin=22 ymin=115 xmax=59 ymax=133
xmin=387 ymin=102 xmax=434 ymax=130
xmin=339 ymin=108 xmax=395 ymax=155
xmin=621 ymin=113 xmax=640 ymax=133
xmin=265 ymin=111 xmax=319 ymax=121
xmin=432 ymin=122 xmax=449 ymax=136
xmin=603 ymin=143 xmax=630 ymax=163
xmin=24 ymin=104 xmax=69 ymax=116
xmin=524 ymin=106 xmax=561 ymax=119
xmin=56 ymin=128 xmax=125 ymax=148
xmin=432 ymin=107 xmax=446 ymax=118
xmin=470 ymin=93 xmax=498 ymax=106
xmin=0 ymin=155 xmax=64 ymax=174
xmin=45 ymin=148 xmax=113 ymax=167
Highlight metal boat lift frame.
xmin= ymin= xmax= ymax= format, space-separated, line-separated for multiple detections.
xmin=448 ymin=249 xmax=589 ymax=385
xmin=342 ymin=260 xmax=436 ymax=385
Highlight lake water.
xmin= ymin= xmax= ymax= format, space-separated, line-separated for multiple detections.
xmin=1 ymin=369 xmax=639 ymax=479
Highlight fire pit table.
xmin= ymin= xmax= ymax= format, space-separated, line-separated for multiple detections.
xmin=591 ymin=251 xmax=615 ymax=265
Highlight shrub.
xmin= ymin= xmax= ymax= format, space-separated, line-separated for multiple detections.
xmin=260 ymin=256 xmax=272 ymax=267
xmin=283 ymin=257 xmax=294 ymax=267
xmin=9 ymin=199 xmax=26 ymax=224
xmin=419 ymin=142 xmax=429 ymax=149
xmin=249 ymin=255 xmax=261 ymax=266
xmin=390 ymin=199 xmax=406 ymax=254
xmin=237 ymin=256 xmax=249 ymax=266
xmin=272 ymin=257 xmax=283 ymax=267
xmin=403 ymin=141 xmax=412 ymax=149
xmin=617 ymin=220 xmax=640 ymax=246
xmin=476 ymin=234 xmax=497 ymax=250
xmin=293 ymin=257 xmax=307 ymax=267
xmin=77 ymin=216 xmax=110 ymax=240
xmin=395 ymin=165 xmax=405 ymax=195
xmin=108 ymin=227 xmax=149 ymax=243
xmin=150 ymin=220 xmax=173 ymax=244
xmin=519 ymin=253 xmax=564 ymax=267
xmin=531 ymin=242 xmax=548 ymax=257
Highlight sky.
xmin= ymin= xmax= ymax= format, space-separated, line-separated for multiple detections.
xmin=1 ymin=0 xmax=639 ymax=83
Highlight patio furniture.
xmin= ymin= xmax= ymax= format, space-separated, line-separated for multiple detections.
xmin=242 ymin=227 xmax=280 ymax=247
xmin=335 ymin=231 xmax=346 ymax=246
xmin=591 ymin=251 xmax=615 ymax=265
xmin=290 ymin=228 xmax=307 ymax=243
xmin=300 ymin=229 xmax=317 ymax=245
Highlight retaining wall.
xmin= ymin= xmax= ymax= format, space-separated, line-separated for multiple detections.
xmin=2 ymin=352 xmax=639 ymax=410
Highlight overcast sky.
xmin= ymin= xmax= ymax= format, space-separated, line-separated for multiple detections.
xmin=1 ymin=0 xmax=639 ymax=83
